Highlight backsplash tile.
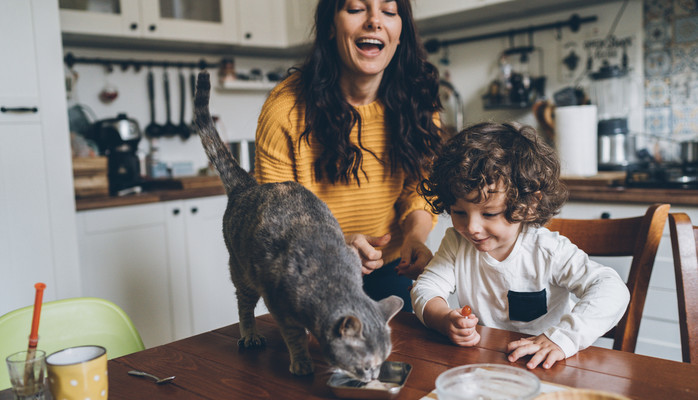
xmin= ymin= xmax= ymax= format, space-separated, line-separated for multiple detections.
xmin=644 ymin=0 xmax=698 ymax=140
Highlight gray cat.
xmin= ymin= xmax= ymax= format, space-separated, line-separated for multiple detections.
xmin=193 ymin=71 xmax=403 ymax=381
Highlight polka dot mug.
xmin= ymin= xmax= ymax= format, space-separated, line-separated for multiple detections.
xmin=46 ymin=345 xmax=107 ymax=400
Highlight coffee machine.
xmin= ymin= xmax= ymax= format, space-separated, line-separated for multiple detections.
xmin=88 ymin=113 xmax=142 ymax=195
xmin=590 ymin=61 xmax=633 ymax=171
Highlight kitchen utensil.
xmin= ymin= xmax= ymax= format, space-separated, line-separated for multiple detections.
xmin=128 ymin=370 xmax=175 ymax=384
xmin=176 ymin=69 xmax=191 ymax=140
xmin=680 ymin=140 xmax=698 ymax=164
xmin=189 ymin=68 xmax=198 ymax=132
xmin=144 ymin=68 xmax=162 ymax=138
xmin=162 ymin=68 xmax=177 ymax=137
xmin=327 ymin=361 xmax=411 ymax=400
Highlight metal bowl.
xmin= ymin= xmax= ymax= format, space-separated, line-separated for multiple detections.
xmin=326 ymin=361 xmax=412 ymax=400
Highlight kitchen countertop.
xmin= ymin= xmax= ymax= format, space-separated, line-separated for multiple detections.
xmin=75 ymin=174 xmax=698 ymax=211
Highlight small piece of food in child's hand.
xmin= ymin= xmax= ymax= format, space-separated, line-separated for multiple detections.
xmin=460 ymin=305 xmax=472 ymax=317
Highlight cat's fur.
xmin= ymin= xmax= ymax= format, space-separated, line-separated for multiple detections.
xmin=193 ymin=71 xmax=403 ymax=380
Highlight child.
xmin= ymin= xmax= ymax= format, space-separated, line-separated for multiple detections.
xmin=411 ymin=122 xmax=629 ymax=369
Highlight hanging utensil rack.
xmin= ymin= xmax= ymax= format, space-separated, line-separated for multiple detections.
xmin=423 ymin=13 xmax=597 ymax=54
xmin=64 ymin=52 xmax=218 ymax=71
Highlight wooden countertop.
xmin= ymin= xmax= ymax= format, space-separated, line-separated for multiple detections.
xmin=76 ymin=186 xmax=226 ymax=211
xmin=75 ymin=173 xmax=698 ymax=211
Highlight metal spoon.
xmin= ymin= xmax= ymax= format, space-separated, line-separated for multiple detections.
xmin=128 ymin=370 xmax=176 ymax=384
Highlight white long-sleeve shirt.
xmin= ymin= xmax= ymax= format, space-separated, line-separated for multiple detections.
xmin=411 ymin=225 xmax=630 ymax=357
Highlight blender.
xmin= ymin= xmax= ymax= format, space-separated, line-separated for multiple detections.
xmin=589 ymin=61 xmax=633 ymax=171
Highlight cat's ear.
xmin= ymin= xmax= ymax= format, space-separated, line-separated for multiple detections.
xmin=338 ymin=316 xmax=363 ymax=339
xmin=378 ymin=295 xmax=403 ymax=322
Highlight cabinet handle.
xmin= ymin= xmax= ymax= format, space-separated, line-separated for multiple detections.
xmin=130 ymin=22 xmax=138 ymax=30
xmin=149 ymin=24 xmax=156 ymax=32
xmin=600 ymin=212 xmax=611 ymax=219
xmin=245 ymin=32 xmax=252 ymax=39
xmin=173 ymin=208 xmax=180 ymax=216
xmin=1 ymin=106 xmax=38 ymax=113
xmin=191 ymin=207 xmax=198 ymax=214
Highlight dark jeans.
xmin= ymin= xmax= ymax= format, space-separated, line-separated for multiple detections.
xmin=363 ymin=258 xmax=413 ymax=312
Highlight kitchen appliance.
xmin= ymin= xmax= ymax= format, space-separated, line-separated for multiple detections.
xmin=87 ymin=113 xmax=143 ymax=195
xmin=590 ymin=62 xmax=632 ymax=170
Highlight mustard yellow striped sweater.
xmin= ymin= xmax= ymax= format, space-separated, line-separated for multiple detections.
xmin=254 ymin=75 xmax=436 ymax=263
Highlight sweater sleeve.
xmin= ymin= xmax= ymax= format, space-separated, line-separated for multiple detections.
xmin=254 ymin=82 xmax=299 ymax=184
xmin=543 ymin=236 xmax=630 ymax=358
xmin=411 ymin=228 xmax=460 ymax=324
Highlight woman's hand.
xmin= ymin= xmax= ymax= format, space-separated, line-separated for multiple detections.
xmin=507 ymin=334 xmax=565 ymax=369
xmin=396 ymin=239 xmax=432 ymax=280
xmin=396 ymin=210 xmax=434 ymax=280
xmin=345 ymin=233 xmax=391 ymax=275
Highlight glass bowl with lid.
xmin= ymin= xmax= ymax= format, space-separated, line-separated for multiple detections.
xmin=435 ymin=363 xmax=540 ymax=400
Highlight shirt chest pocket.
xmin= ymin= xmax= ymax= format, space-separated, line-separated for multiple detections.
xmin=507 ymin=289 xmax=547 ymax=322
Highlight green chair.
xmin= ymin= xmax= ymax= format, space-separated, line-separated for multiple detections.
xmin=0 ymin=297 xmax=145 ymax=390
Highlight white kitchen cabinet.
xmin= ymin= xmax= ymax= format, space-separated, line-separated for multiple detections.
xmin=0 ymin=0 xmax=81 ymax=315
xmin=412 ymin=0 xmax=513 ymax=21
xmin=236 ymin=0 xmax=314 ymax=48
xmin=76 ymin=195 xmax=266 ymax=348
xmin=59 ymin=0 xmax=238 ymax=44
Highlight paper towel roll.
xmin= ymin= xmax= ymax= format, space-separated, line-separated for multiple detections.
xmin=555 ymin=105 xmax=598 ymax=177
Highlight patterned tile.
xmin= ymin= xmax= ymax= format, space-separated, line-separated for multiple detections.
xmin=645 ymin=19 xmax=672 ymax=50
xmin=675 ymin=0 xmax=698 ymax=16
xmin=671 ymin=104 xmax=698 ymax=135
xmin=645 ymin=106 xmax=673 ymax=135
xmin=671 ymin=71 xmax=698 ymax=105
xmin=675 ymin=15 xmax=698 ymax=43
xmin=645 ymin=49 xmax=673 ymax=77
xmin=646 ymin=78 xmax=672 ymax=106
xmin=646 ymin=0 xmax=673 ymax=20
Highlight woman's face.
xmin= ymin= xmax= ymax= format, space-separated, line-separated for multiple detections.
xmin=333 ymin=0 xmax=402 ymax=82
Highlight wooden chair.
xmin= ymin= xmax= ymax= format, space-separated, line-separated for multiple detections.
xmin=546 ymin=203 xmax=670 ymax=353
xmin=668 ymin=213 xmax=698 ymax=364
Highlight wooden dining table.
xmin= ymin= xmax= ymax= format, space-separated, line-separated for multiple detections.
xmin=3 ymin=312 xmax=697 ymax=399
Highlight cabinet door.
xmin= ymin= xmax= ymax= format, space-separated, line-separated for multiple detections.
xmin=237 ymin=0 xmax=286 ymax=47
xmin=139 ymin=0 xmax=237 ymax=43
xmin=0 ymin=123 xmax=55 ymax=315
xmin=76 ymin=203 xmax=175 ymax=348
xmin=59 ymin=0 xmax=142 ymax=36
xmin=182 ymin=196 xmax=240 ymax=334
xmin=285 ymin=0 xmax=314 ymax=47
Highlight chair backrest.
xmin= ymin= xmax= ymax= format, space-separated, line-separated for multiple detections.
xmin=546 ymin=203 xmax=670 ymax=353
xmin=668 ymin=213 xmax=698 ymax=364
xmin=0 ymin=297 xmax=145 ymax=389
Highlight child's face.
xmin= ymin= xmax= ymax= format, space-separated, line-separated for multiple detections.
xmin=450 ymin=184 xmax=522 ymax=261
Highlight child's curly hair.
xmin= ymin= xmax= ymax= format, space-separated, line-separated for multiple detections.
xmin=418 ymin=122 xmax=568 ymax=227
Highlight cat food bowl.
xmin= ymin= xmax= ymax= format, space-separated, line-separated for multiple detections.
xmin=435 ymin=363 xmax=540 ymax=400
xmin=327 ymin=361 xmax=411 ymax=399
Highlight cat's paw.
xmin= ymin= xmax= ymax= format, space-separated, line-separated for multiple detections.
xmin=289 ymin=359 xmax=314 ymax=376
xmin=238 ymin=334 xmax=266 ymax=348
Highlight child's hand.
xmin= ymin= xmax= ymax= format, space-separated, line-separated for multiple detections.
xmin=442 ymin=307 xmax=480 ymax=347
xmin=506 ymin=334 xmax=565 ymax=369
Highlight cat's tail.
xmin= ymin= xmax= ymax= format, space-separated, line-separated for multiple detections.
xmin=194 ymin=71 xmax=257 ymax=196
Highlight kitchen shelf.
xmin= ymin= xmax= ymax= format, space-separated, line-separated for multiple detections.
xmin=216 ymin=80 xmax=278 ymax=92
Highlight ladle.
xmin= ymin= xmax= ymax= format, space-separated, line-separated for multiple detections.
xmin=144 ymin=68 xmax=162 ymax=138
xmin=161 ymin=67 xmax=177 ymax=137
xmin=128 ymin=370 xmax=175 ymax=385
xmin=176 ymin=69 xmax=191 ymax=140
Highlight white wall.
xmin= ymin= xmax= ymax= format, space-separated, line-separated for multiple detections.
xmin=65 ymin=47 xmax=301 ymax=172
xmin=423 ymin=0 xmax=644 ymax=135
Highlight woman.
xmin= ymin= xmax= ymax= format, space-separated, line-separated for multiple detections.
xmin=255 ymin=0 xmax=443 ymax=311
